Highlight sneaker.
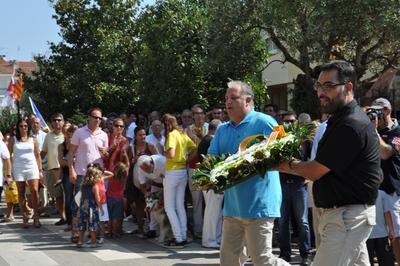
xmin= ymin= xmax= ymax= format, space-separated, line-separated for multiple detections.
xmin=97 ymin=237 xmax=104 ymax=244
xmin=55 ymin=219 xmax=67 ymax=226
xmin=301 ymin=256 xmax=312 ymax=266
xmin=76 ymin=242 xmax=83 ymax=248
xmin=1 ymin=216 xmax=15 ymax=222
xmin=164 ymin=239 xmax=185 ymax=249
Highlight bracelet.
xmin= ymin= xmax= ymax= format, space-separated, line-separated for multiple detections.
xmin=288 ymin=159 xmax=296 ymax=170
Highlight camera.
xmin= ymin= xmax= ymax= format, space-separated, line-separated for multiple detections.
xmin=366 ymin=108 xmax=383 ymax=121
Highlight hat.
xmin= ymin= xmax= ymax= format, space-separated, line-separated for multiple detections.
xmin=370 ymin=98 xmax=392 ymax=110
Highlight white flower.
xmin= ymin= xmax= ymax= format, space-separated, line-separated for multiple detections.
xmin=244 ymin=153 xmax=255 ymax=163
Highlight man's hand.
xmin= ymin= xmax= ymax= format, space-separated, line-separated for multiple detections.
xmin=69 ymin=167 xmax=77 ymax=184
xmin=392 ymin=137 xmax=400 ymax=152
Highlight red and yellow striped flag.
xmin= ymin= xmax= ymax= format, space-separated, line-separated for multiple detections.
xmin=14 ymin=75 xmax=23 ymax=102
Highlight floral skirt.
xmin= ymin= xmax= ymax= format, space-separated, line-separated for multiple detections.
xmin=77 ymin=199 xmax=100 ymax=232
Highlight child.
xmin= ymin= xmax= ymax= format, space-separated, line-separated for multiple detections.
xmin=76 ymin=164 xmax=104 ymax=248
xmin=366 ymin=189 xmax=395 ymax=266
xmin=107 ymin=161 xmax=129 ymax=238
xmin=95 ymin=165 xmax=113 ymax=244
xmin=2 ymin=177 xmax=18 ymax=222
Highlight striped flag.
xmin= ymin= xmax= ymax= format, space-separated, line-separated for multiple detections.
xmin=14 ymin=75 xmax=23 ymax=102
xmin=29 ymin=97 xmax=49 ymax=131
xmin=0 ymin=77 xmax=16 ymax=109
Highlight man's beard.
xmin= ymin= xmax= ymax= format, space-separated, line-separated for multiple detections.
xmin=319 ymin=89 xmax=346 ymax=114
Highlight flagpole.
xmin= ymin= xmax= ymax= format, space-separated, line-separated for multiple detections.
xmin=17 ymin=100 xmax=20 ymax=119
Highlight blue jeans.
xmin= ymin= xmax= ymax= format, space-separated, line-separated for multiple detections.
xmin=62 ymin=171 xmax=74 ymax=225
xmin=278 ymin=180 xmax=311 ymax=258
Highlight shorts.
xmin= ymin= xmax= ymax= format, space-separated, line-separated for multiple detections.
xmin=45 ymin=169 xmax=64 ymax=198
xmin=107 ymin=197 xmax=124 ymax=220
xmin=390 ymin=193 xmax=400 ymax=237
xmin=4 ymin=182 xmax=18 ymax=204
xmin=99 ymin=203 xmax=109 ymax=222
xmin=13 ymin=167 xmax=39 ymax=182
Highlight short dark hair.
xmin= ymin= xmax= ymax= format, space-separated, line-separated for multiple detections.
xmin=264 ymin=103 xmax=278 ymax=112
xmin=192 ymin=104 xmax=205 ymax=112
xmin=319 ymin=60 xmax=357 ymax=88
xmin=88 ymin=107 xmax=102 ymax=116
xmin=50 ymin=113 xmax=64 ymax=121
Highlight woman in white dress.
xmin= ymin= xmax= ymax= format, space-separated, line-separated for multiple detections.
xmin=8 ymin=119 xmax=43 ymax=228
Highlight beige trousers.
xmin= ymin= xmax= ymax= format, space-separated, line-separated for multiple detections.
xmin=220 ymin=216 xmax=291 ymax=266
xmin=313 ymin=204 xmax=375 ymax=266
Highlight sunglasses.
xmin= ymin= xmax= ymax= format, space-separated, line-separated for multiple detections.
xmin=114 ymin=124 xmax=124 ymax=128
xmin=91 ymin=115 xmax=102 ymax=120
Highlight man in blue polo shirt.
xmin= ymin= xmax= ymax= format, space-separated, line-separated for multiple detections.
xmin=208 ymin=80 xmax=289 ymax=266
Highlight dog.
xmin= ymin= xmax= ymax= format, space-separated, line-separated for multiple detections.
xmin=145 ymin=191 xmax=173 ymax=244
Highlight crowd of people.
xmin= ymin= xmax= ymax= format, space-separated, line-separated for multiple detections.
xmin=0 ymin=60 xmax=399 ymax=266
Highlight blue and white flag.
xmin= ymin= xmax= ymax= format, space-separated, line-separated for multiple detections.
xmin=29 ymin=96 xmax=49 ymax=131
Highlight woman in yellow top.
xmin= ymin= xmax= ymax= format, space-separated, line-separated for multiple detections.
xmin=163 ymin=114 xmax=196 ymax=248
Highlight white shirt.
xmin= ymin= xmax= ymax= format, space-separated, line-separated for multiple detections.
xmin=145 ymin=134 xmax=165 ymax=154
xmin=137 ymin=155 xmax=166 ymax=185
xmin=0 ymin=140 xmax=10 ymax=185
xmin=126 ymin=122 xmax=137 ymax=141
xmin=33 ymin=130 xmax=47 ymax=151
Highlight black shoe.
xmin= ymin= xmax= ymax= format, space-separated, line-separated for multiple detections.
xmin=279 ymin=255 xmax=291 ymax=262
xmin=145 ymin=230 xmax=157 ymax=238
xmin=164 ymin=239 xmax=185 ymax=249
xmin=55 ymin=219 xmax=67 ymax=226
xmin=301 ymin=256 xmax=312 ymax=266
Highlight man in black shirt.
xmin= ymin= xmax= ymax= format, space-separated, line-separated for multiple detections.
xmin=370 ymin=97 xmax=400 ymax=264
xmin=279 ymin=60 xmax=382 ymax=266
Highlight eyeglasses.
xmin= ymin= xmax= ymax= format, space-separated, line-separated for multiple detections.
xmin=91 ymin=115 xmax=102 ymax=120
xmin=114 ymin=124 xmax=124 ymax=128
xmin=314 ymin=81 xmax=346 ymax=92
xmin=284 ymin=120 xmax=296 ymax=123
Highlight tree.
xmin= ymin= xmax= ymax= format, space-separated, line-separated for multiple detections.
xmin=25 ymin=0 xmax=142 ymax=118
xmin=204 ymin=0 xmax=270 ymax=109
xmin=26 ymin=0 xmax=270 ymax=117
xmin=252 ymin=0 xmax=400 ymax=116
xmin=136 ymin=0 xmax=209 ymax=113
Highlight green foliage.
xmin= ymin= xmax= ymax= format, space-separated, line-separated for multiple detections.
xmin=26 ymin=0 xmax=142 ymax=118
xmin=25 ymin=0 xmax=269 ymax=118
xmin=0 ymin=108 xmax=19 ymax=135
xmin=254 ymin=0 xmax=400 ymax=114
xmin=137 ymin=0 xmax=209 ymax=113
xmin=68 ymin=109 xmax=88 ymax=126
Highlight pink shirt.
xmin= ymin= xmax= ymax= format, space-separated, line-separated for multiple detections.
xmin=107 ymin=177 xmax=125 ymax=199
xmin=97 ymin=179 xmax=107 ymax=204
xmin=71 ymin=126 xmax=109 ymax=176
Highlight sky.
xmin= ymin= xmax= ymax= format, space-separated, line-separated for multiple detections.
xmin=0 ymin=0 xmax=154 ymax=62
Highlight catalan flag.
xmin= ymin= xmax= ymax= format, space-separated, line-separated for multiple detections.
xmin=14 ymin=75 xmax=23 ymax=102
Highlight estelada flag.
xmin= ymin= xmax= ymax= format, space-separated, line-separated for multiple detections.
xmin=13 ymin=75 xmax=23 ymax=102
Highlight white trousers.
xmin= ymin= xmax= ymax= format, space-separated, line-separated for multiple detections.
xmin=313 ymin=204 xmax=375 ymax=266
xmin=163 ymin=169 xmax=187 ymax=242
xmin=202 ymin=190 xmax=223 ymax=247
xmin=220 ymin=217 xmax=291 ymax=266
xmin=188 ymin=168 xmax=204 ymax=234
